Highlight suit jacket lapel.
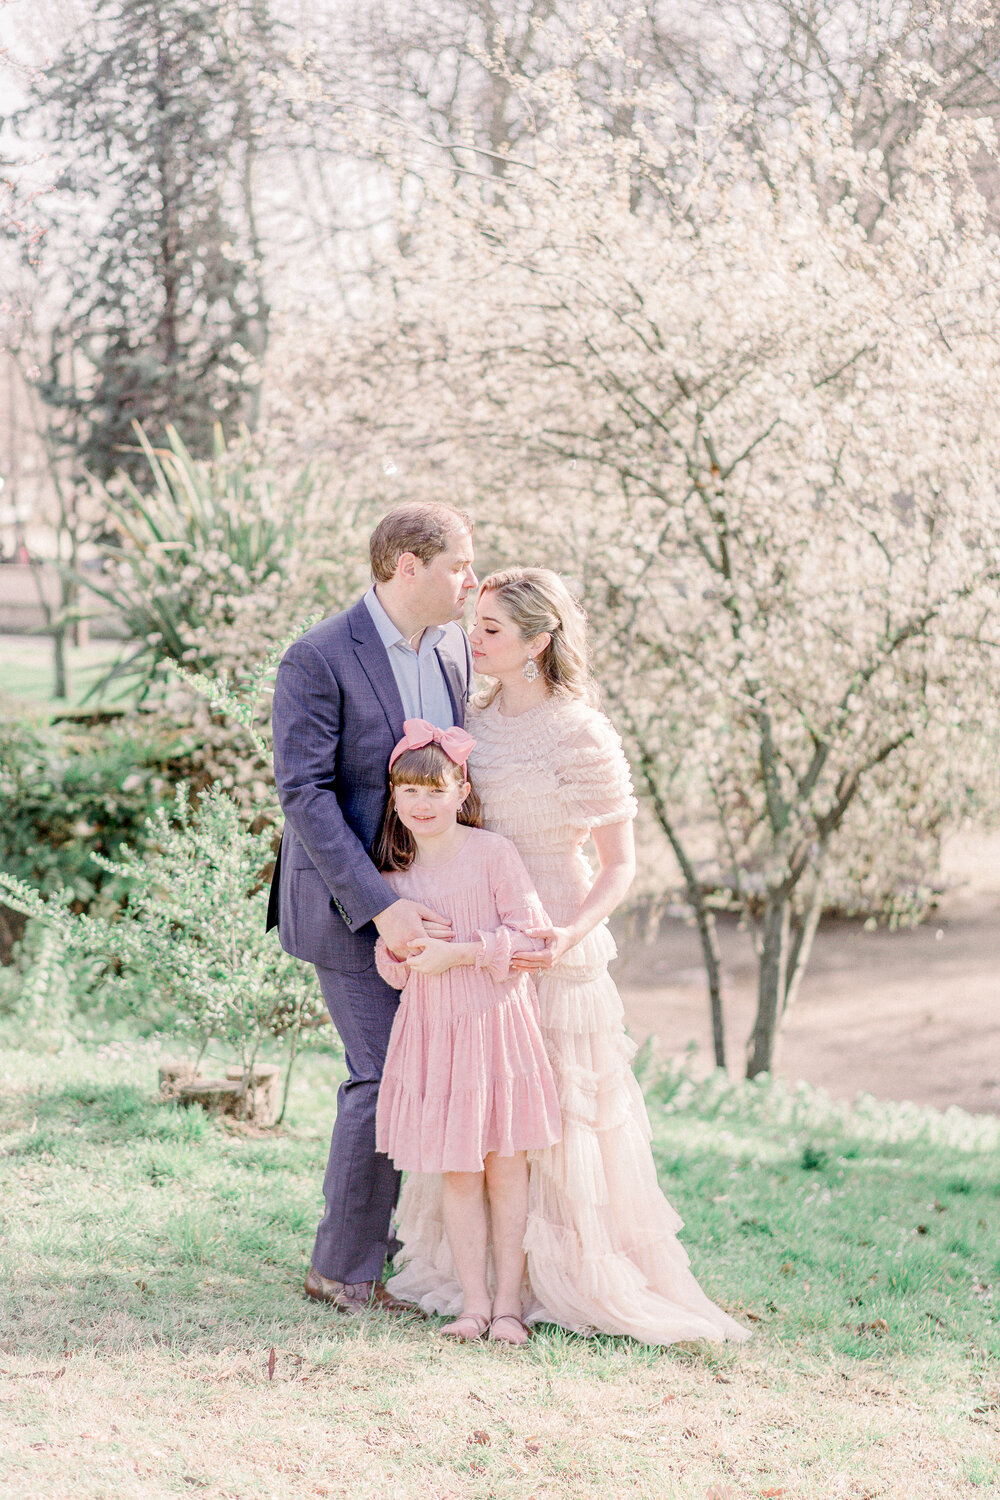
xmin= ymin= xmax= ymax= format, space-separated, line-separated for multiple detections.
xmin=349 ymin=599 xmax=406 ymax=741
xmin=436 ymin=644 xmax=467 ymax=727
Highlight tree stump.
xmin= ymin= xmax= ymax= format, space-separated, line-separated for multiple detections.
xmin=158 ymin=1061 xmax=200 ymax=1100
xmin=158 ymin=1060 xmax=281 ymax=1127
xmin=225 ymin=1063 xmax=280 ymax=1126
xmin=177 ymin=1079 xmax=244 ymax=1115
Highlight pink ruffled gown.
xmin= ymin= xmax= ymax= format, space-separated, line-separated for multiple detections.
xmin=388 ymin=695 xmax=749 ymax=1344
xmin=374 ymin=827 xmax=561 ymax=1174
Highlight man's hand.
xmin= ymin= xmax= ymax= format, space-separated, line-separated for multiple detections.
xmin=510 ymin=925 xmax=575 ymax=971
xmin=373 ymin=898 xmax=453 ymax=955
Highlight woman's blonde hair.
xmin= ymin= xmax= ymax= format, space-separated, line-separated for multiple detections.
xmin=475 ymin=567 xmax=595 ymax=705
xmin=375 ymin=743 xmax=483 ymax=872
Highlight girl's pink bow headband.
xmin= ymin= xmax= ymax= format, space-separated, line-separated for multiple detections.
xmin=389 ymin=718 xmax=476 ymax=771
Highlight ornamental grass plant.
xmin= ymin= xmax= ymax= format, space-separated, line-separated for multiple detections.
xmin=85 ymin=424 xmax=315 ymax=699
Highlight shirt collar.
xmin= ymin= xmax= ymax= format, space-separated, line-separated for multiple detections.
xmin=364 ymin=586 xmax=445 ymax=654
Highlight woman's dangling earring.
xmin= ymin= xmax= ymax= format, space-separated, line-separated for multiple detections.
xmin=522 ymin=656 xmax=540 ymax=682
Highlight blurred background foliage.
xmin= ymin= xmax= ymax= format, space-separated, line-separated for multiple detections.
xmin=2 ymin=0 xmax=1000 ymax=1082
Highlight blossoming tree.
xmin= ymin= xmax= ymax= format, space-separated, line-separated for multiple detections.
xmin=268 ymin=56 xmax=1000 ymax=1077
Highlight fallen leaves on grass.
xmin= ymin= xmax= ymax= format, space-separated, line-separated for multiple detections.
xmin=856 ymin=1319 xmax=889 ymax=1337
xmin=267 ymin=1347 xmax=276 ymax=1381
xmin=468 ymin=1430 xmax=490 ymax=1446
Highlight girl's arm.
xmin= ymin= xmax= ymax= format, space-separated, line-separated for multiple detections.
xmin=473 ymin=842 xmax=552 ymax=982
xmin=374 ymin=936 xmax=411 ymax=989
xmin=404 ymin=842 xmax=552 ymax=980
xmin=404 ymin=936 xmax=479 ymax=976
xmin=511 ymin=819 xmax=636 ymax=971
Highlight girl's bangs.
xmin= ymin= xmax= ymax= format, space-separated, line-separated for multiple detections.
xmin=388 ymin=744 xmax=462 ymax=786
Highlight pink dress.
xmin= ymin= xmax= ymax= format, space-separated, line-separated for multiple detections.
xmin=388 ymin=697 xmax=749 ymax=1344
xmin=374 ymin=827 xmax=562 ymax=1174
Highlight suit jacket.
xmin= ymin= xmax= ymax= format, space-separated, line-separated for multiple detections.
xmin=266 ymin=597 xmax=473 ymax=971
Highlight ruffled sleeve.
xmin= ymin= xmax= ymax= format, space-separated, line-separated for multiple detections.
xmin=555 ymin=710 xmax=638 ymax=830
xmin=474 ymin=836 xmax=552 ymax=982
xmin=374 ymin=937 xmax=409 ymax=990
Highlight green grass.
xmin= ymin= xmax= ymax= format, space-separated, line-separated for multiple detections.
xmin=644 ymin=1067 xmax=1000 ymax=1367
xmin=0 ymin=1027 xmax=997 ymax=1498
xmin=0 ymin=635 xmax=127 ymax=711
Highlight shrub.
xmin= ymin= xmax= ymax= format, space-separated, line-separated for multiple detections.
xmin=0 ymin=784 xmax=331 ymax=1118
xmin=0 ymin=713 xmax=185 ymax=962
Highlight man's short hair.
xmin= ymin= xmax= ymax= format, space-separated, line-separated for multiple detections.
xmin=369 ymin=502 xmax=474 ymax=583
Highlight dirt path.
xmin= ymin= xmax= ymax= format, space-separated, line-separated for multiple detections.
xmin=613 ymin=833 xmax=1000 ymax=1116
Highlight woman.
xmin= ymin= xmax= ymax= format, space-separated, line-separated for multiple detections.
xmin=388 ymin=568 xmax=747 ymax=1344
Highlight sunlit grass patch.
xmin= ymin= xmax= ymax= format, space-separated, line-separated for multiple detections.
xmin=0 ymin=1025 xmax=997 ymax=1497
xmin=967 ymin=1455 xmax=1000 ymax=1488
xmin=647 ymin=1067 xmax=1000 ymax=1372
xmin=0 ymin=636 xmax=125 ymax=710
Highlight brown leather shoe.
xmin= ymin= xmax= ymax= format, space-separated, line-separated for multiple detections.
xmin=303 ymin=1267 xmax=424 ymax=1316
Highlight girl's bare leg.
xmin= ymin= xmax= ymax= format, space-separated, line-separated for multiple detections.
xmin=484 ymin=1151 xmax=530 ymax=1344
xmin=440 ymin=1169 xmax=491 ymax=1338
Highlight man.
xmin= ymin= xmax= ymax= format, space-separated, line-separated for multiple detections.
xmin=267 ymin=502 xmax=477 ymax=1311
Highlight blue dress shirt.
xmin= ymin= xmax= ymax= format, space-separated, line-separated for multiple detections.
xmin=363 ymin=586 xmax=457 ymax=729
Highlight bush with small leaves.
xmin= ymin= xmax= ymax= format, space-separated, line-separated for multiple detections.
xmin=0 ymin=785 xmax=332 ymax=1121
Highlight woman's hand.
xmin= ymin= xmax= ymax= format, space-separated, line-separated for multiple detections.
xmin=404 ymin=936 xmax=465 ymax=976
xmin=512 ymin=823 xmax=636 ymax=972
xmin=510 ymin=925 xmax=576 ymax=971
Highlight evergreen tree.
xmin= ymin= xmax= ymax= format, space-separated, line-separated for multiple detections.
xmin=27 ymin=0 xmax=275 ymax=480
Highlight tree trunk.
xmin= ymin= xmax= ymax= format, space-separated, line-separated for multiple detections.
xmin=625 ymin=726 xmax=728 ymax=1068
xmin=746 ymin=890 xmax=790 ymax=1078
xmin=51 ymin=622 xmax=68 ymax=701
xmin=670 ymin=843 xmax=727 ymax=1070
xmin=783 ymin=868 xmax=826 ymax=1019
xmin=56 ymin=562 xmax=80 ymax=697
xmin=277 ymin=1019 xmax=301 ymax=1128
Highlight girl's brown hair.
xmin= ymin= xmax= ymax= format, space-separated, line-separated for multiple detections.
xmin=374 ymin=743 xmax=483 ymax=872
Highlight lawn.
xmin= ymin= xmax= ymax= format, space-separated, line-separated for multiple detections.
xmin=0 ymin=636 xmax=126 ymax=712
xmin=0 ymin=1028 xmax=997 ymax=1499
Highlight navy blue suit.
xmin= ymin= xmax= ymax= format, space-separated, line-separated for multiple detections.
xmin=267 ymin=597 xmax=473 ymax=1281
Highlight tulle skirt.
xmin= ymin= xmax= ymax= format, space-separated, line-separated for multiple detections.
xmin=388 ymin=924 xmax=749 ymax=1344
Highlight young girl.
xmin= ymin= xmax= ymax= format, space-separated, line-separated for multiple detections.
xmin=373 ymin=718 xmax=561 ymax=1345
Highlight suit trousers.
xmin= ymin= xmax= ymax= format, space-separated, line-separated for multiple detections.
xmin=311 ymin=958 xmax=402 ymax=1285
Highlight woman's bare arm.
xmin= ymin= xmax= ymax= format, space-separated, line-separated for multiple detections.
xmin=511 ymin=819 xmax=636 ymax=971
